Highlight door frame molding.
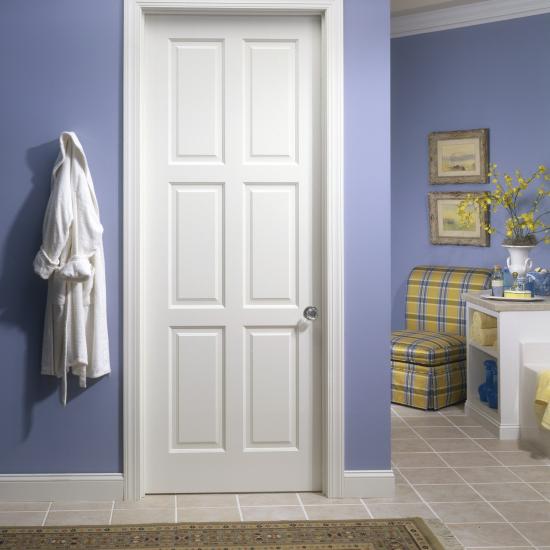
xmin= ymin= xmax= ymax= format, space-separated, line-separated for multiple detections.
xmin=123 ymin=0 xmax=344 ymax=500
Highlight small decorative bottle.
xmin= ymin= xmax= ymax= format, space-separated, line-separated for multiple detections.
xmin=511 ymin=271 xmax=519 ymax=290
xmin=491 ymin=265 xmax=504 ymax=297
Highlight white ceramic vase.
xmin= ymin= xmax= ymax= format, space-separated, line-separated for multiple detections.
xmin=503 ymin=244 xmax=535 ymax=278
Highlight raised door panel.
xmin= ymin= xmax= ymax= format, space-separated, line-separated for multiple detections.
xmin=144 ymin=14 xmax=320 ymax=493
xmin=170 ymin=184 xmax=224 ymax=306
xmin=244 ymin=41 xmax=297 ymax=163
xmin=171 ymin=40 xmax=224 ymax=163
xmin=245 ymin=184 xmax=297 ymax=306
xmin=244 ymin=328 xmax=297 ymax=449
xmin=171 ymin=328 xmax=225 ymax=450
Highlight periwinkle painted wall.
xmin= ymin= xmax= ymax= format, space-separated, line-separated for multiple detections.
xmin=392 ymin=15 xmax=550 ymax=330
xmin=345 ymin=0 xmax=391 ymax=470
xmin=0 ymin=0 xmax=123 ymax=473
xmin=0 ymin=0 xmax=391 ymax=474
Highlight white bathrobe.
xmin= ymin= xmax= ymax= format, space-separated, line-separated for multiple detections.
xmin=33 ymin=132 xmax=110 ymax=404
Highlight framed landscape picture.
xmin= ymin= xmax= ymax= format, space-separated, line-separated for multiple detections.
xmin=429 ymin=128 xmax=489 ymax=184
xmin=428 ymin=192 xmax=490 ymax=246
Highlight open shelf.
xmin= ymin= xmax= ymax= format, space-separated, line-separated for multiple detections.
xmin=468 ymin=340 xmax=499 ymax=359
xmin=466 ymin=305 xmax=500 ymax=435
xmin=463 ymin=293 xmax=550 ymax=440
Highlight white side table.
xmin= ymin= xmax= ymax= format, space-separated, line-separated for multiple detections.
xmin=463 ymin=291 xmax=550 ymax=439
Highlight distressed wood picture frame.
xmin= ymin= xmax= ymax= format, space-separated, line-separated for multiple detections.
xmin=428 ymin=192 xmax=490 ymax=246
xmin=429 ymin=128 xmax=489 ymax=184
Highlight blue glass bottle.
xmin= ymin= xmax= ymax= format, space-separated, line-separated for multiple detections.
xmin=486 ymin=360 xmax=498 ymax=409
xmin=479 ymin=359 xmax=497 ymax=406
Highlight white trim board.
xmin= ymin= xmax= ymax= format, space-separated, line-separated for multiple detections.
xmin=392 ymin=0 xmax=550 ymax=38
xmin=342 ymin=470 xmax=395 ymax=498
xmin=123 ymin=0 xmax=345 ymax=500
xmin=0 ymin=474 xmax=124 ymax=502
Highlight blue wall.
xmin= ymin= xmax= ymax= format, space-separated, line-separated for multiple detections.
xmin=345 ymin=0 xmax=391 ymax=470
xmin=392 ymin=15 xmax=550 ymax=330
xmin=0 ymin=0 xmax=123 ymax=473
xmin=0 ymin=0 xmax=391 ymax=474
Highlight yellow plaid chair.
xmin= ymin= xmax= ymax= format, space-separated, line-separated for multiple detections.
xmin=391 ymin=266 xmax=491 ymax=410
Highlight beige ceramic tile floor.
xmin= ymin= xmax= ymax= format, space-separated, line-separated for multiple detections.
xmin=1 ymin=404 xmax=549 ymax=550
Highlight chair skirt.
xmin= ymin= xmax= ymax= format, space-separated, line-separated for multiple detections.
xmin=391 ymin=359 xmax=467 ymax=410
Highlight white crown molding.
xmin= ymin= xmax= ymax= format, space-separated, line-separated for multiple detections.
xmin=342 ymin=470 xmax=395 ymax=498
xmin=392 ymin=0 xmax=550 ymax=38
xmin=0 ymin=474 xmax=124 ymax=501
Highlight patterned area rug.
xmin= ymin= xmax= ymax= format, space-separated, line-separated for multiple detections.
xmin=0 ymin=518 xmax=461 ymax=550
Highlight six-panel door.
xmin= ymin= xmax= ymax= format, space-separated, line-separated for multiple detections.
xmin=143 ymin=14 xmax=321 ymax=493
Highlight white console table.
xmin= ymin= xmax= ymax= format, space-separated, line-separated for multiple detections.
xmin=463 ymin=292 xmax=550 ymax=439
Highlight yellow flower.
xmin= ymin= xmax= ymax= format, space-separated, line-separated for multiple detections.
xmin=476 ymin=162 xmax=549 ymax=243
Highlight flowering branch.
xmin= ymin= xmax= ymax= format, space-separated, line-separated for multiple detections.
xmin=458 ymin=164 xmax=550 ymax=245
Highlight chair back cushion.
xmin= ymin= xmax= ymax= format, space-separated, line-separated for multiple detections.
xmin=405 ymin=266 xmax=491 ymax=336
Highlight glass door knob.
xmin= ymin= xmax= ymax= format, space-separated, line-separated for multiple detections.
xmin=303 ymin=306 xmax=319 ymax=321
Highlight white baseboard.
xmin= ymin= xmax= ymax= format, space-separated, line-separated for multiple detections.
xmin=342 ymin=470 xmax=395 ymax=498
xmin=0 ymin=472 xmax=393 ymax=501
xmin=465 ymin=401 xmax=520 ymax=440
xmin=0 ymin=474 xmax=124 ymax=501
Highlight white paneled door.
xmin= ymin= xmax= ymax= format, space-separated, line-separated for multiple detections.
xmin=143 ymin=14 xmax=321 ymax=493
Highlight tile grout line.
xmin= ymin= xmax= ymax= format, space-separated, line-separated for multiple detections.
xmin=109 ymin=500 xmax=115 ymax=525
xmin=481 ymin=456 xmax=550 ymax=504
xmin=393 ymin=436 xmax=505 ymax=440
xmin=447 ymin=520 xmax=548 ymax=528
xmin=359 ymin=498 xmax=373 ymax=518
xmin=370 ymin=499 xmax=544 ymax=505
xmin=296 ymin=493 xmax=309 ymax=520
xmin=396 ymin=409 xmax=538 ymax=549
xmin=397 ymin=414 xmax=514 ymax=550
xmin=238 ymin=504 xmax=306 ymax=509
xmin=393 ymin=464 xmax=443 ymax=521
xmin=391 ymin=408 xmax=448 ymax=522
xmin=405 ymin=414 xmax=535 ymax=548
xmin=65 ymin=502 xmax=379 ymax=511
xmin=478 ymin=455 xmax=550 ymax=504
xmin=235 ymin=494 xmax=244 ymax=522
xmin=446 ymin=419 xmax=550 ymax=504
xmin=411 ymin=481 xmax=530 ymax=485
xmin=390 ymin=465 xmax=550 ymax=469
xmin=392 ymin=450 xmax=550 ymax=454
xmin=41 ymin=502 xmax=52 ymax=527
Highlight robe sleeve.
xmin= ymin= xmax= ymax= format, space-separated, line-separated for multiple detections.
xmin=33 ymin=161 xmax=73 ymax=280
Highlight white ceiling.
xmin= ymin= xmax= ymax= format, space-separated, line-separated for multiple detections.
xmin=391 ymin=0 xmax=490 ymax=16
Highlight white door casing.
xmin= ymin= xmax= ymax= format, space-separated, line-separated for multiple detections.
xmin=124 ymin=0 xmax=344 ymax=500
xmin=143 ymin=13 xmax=321 ymax=493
